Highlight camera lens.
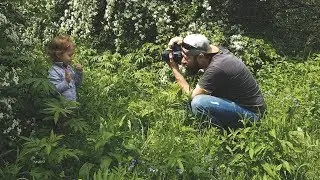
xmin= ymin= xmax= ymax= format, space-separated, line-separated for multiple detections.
xmin=161 ymin=50 xmax=171 ymax=62
xmin=161 ymin=50 xmax=182 ymax=64
xmin=172 ymin=51 xmax=182 ymax=64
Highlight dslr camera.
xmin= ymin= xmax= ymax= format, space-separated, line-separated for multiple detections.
xmin=161 ymin=44 xmax=182 ymax=64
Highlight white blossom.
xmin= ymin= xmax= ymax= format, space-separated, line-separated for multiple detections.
xmin=3 ymin=118 xmax=21 ymax=135
xmin=0 ymin=13 xmax=8 ymax=25
xmin=202 ymin=0 xmax=212 ymax=11
xmin=2 ymin=82 xmax=10 ymax=87
xmin=230 ymin=34 xmax=247 ymax=51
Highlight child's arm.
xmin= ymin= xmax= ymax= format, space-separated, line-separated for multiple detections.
xmin=74 ymin=63 xmax=83 ymax=87
xmin=48 ymin=69 xmax=70 ymax=93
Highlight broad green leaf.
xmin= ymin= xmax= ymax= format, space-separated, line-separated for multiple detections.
xmin=100 ymin=156 xmax=112 ymax=170
xmin=127 ymin=119 xmax=132 ymax=130
xmin=79 ymin=163 xmax=95 ymax=180
xmin=262 ymin=163 xmax=277 ymax=178
xmin=249 ymin=148 xmax=254 ymax=159
xmin=269 ymin=129 xmax=276 ymax=139
xmin=177 ymin=159 xmax=184 ymax=173
xmin=45 ymin=144 xmax=51 ymax=155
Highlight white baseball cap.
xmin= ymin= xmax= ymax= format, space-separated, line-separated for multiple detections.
xmin=183 ymin=34 xmax=219 ymax=55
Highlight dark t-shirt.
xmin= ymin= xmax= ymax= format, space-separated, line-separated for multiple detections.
xmin=198 ymin=47 xmax=266 ymax=114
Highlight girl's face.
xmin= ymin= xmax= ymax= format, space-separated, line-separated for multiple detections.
xmin=58 ymin=47 xmax=74 ymax=64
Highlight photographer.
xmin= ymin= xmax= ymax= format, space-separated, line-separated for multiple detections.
xmin=165 ymin=34 xmax=266 ymax=129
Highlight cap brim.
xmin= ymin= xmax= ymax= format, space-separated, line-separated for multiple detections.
xmin=207 ymin=45 xmax=219 ymax=54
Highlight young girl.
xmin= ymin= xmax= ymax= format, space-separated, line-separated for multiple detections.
xmin=47 ymin=35 xmax=83 ymax=101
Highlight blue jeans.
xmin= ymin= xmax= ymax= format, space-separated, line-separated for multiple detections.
xmin=190 ymin=95 xmax=259 ymax=128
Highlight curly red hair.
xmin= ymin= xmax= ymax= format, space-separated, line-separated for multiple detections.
xmin=47 ymin=35 xmax=74 ymax=61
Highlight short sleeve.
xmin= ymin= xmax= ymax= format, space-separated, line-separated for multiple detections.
xmin=197 ymin=66 xmax=227 ymax=94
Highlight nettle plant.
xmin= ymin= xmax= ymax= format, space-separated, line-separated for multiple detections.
xmin=2 ymin=40 xmax=319 ymax=179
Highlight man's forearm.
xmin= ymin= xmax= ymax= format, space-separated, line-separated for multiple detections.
xmin=171 ymin=67 xmax=190 ymax=94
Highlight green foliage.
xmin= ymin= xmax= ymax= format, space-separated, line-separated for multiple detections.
xmin=43 ymin=98 xmax=78 ymax=124
xmin=267 ymin=0 xmax=320 ymax=56
xmin=3 ymin=41 xmax=320 ymax=179
xmin=228 ymin=34 xmax=281 ymax=73
xmin=223 ymin=0 xmax=320 ymax=56
xmin=1 ymin=0 xmax=320 ymax=179
xmin=258 ymin=55 xmax=320 ymax=179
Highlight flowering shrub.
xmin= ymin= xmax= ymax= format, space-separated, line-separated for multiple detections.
xmin=228 ymin=34 xmax=281 ymax=73
xmin=16 ymin=0 xmax=231 ymax=53
xmin=1 ymin=2 xmax=25 ymax=157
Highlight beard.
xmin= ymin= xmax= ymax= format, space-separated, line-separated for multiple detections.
xmin=185 ymin=65 xmax=200 ymax=76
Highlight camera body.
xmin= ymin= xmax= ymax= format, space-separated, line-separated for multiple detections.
xmin=161 ymin=44 xmax=182 ymax=64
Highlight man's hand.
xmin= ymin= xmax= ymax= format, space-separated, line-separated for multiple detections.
xmin=166 ymin=51 xmax=191 ymax=94
xmin=191 ymin=84 xmax=209 ymax=99
xmin=168 ymin=36 xmax=183 ymax=49
xmin=65 ymin=70 xmax=71 ymax=83
xmin=167 ymin=52 xmax=179 ymax=70
xmin=74 ymin=63 xmax=83 ymax=72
